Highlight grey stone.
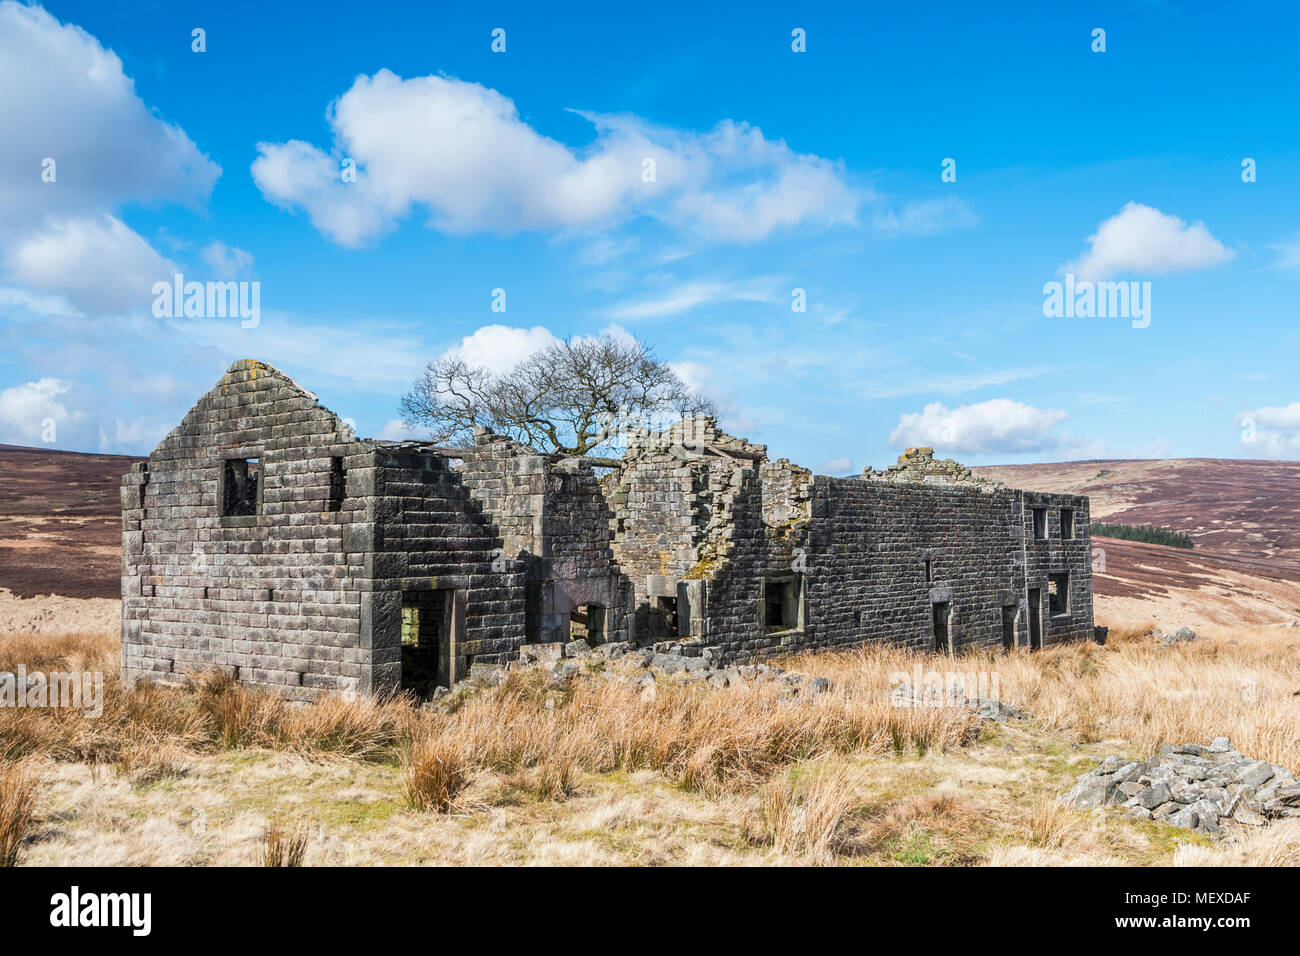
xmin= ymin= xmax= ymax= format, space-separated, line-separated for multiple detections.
xmin=803 ymin=676 xmax=831 ymax=698
xmin=1234 ymin=760 xmax=1275 ymax=788
xmin=1136 ymin=783 xmax=1171 ymax=809
xmin=1063 ymin=775 xmax=1118 ymax=809
xmin=651 ymin=654 xmax=686 ymax=674
xmin=550 ymin=660 xmax=580 ymax=679
xmin=1168 ymin=805 xmax=1201 ymax=830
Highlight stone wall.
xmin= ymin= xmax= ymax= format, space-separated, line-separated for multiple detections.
xmin=124 ymin=367 xmax=1096 ymax=698
xmin=365 ymin=449 xmax=527 ymax=691
xmin=453 ymin=430 xmax=629 ymax=646
xmin=609 ymin=423 xmax=1095 ymax=664
xmin=121 ymin=360 xmax=371 ymax=696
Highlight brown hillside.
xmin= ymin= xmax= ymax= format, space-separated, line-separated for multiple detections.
xmin=972 ymin=458 xmax=1300 ymax=627
xmin=0 ymin=444 xmax=142 ymax=599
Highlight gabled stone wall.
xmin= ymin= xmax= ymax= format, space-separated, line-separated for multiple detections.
xmin=121 ymin=360 xmax=372 ymax=695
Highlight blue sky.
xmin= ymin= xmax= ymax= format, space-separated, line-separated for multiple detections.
xmin=2 ymin=0 xmax=1299 ymax=471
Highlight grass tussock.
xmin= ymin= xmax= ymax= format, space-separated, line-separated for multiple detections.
xmin=0 ymin=760 xmax=41 ymax=867
xmin=401 ymin=731 xmax=469 ymax=812
xmin=1021 ymin=794 xmax=1088 ymax=851
xmin=259 ymin=822 xmax=309 ymax=867
xmin=751 ymin=764 xmax=856 ymax=864
xmin=851 ymin=792 xmax=985 ymax=865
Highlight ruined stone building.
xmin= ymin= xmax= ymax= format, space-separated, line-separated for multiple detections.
xmin=121 ymin=360 xmax=1096 ymax=698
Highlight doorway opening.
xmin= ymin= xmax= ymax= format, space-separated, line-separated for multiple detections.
xmin=401 ymin=589 xmax=454 ymax=697
xmin=1001 ymin=605 xmax=1018 ymax=650
xmin=932 ymin=601 xmax=952 ymax=654
xmin=524 ymin=581 xmax=546 ymax=643
xmin=1027 ymin=588 xmax=1043 ymax=650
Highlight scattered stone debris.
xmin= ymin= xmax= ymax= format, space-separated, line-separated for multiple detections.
xmin=1061 ymin=737 xmax=1300 ymax=836
xmin=1157 ymin=626 xmax=1198 ymax=646
xmin=461 ymin=638 xmax=837 ymax=702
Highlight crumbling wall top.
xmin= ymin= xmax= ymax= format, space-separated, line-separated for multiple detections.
xmin=861 ymin=446 xmax=1004 ymax=490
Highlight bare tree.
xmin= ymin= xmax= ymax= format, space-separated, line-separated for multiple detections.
xmin=399 ymin=334 xmax=715 ymax=459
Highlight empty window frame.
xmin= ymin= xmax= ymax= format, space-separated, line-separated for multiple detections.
xmin=1060 ymin=508 xmax=1075 ymax=540
xmin=763 ymin=576 xmax=802 ymax=632
xmin=328 ymin=456 xmax=347 ymax=512
xmin=1048 ymin=572 xmax=1070 ymax=615
xmin=654 ymin=596 xmax=680 ymax=638
xmin=222 ymin=457 xmax=261 ymax=516
xmin=1031 ymin=507 xmax=1048 ymax=540
xmin=570 ymin=604 xmax=607 ymax=643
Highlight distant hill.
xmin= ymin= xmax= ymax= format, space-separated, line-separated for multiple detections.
xmin=0 ymin=444 xmax=142 ymax=599
xmin=972 ymin=458 xmax=1300 ymax=627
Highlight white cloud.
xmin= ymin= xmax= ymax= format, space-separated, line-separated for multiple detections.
xmin=890 ymin=399 xmax=1069 ymax=455
xmin=0 ymin=2 xmax=219 ymax=226
xmin=6 ymin=215 xmax=175 ymax=313
xmin=443 ymin=324 xmax=561 ymax=376
xmin=1065 ymin=202 xmax=1234 ymax=280
xmin=0 ymin=285 xmax=81 ymax=317
xmin=252 ymin=70 xmax=862 ymax=246
xmin=1267 ymin=237 xmax=1300 ymax=270
xmin=1238 ymin=403 xmax=1300 ymax=456
xmin=0 ymin=377 xmax=81 ymax=444
xmin=606 ymin=278 xmax=779 ymax=320
xmin=200 ymin=241 xmax=255 ymax=279
xmin=182 ymin=313 xmax=430 ymax=392
xmin=375 ymin=418 xmax=427 ymax=441
xmin=816 ymin=456 xmax=854 ymax=475
xmin=96 ymin=417 xmax=170 ymax=454
xmin=0 ymin=2 xmax=219 ymax=314
xmin=872 ymin=197 xmax=978 ymax=236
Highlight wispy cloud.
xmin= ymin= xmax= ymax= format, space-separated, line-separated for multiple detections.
xmin=605 ymin=278 xmax=781 ymax=320
xmin=863 ymin=367 xmax=1046 ymax=400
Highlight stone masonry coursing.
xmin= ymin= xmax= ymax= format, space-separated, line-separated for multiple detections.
xmin=122 ymin=361 xmax=1096 ymax=699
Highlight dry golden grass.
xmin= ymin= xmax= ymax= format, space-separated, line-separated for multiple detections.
xmin=751 ymin=763 xmax=856 ymax=864
xmin=4 ymin=616 xmax=1300 ymax=866
xmin=796 ymin=619 xmax=1300 ymax=770
xmin=116 ymin=740 xmax=194 ymax=786
xmin=259 ymin=821 xmax=309 ymax=867
xmin=432 ymin=667 xmax=972 ymax=793
xmin=1020 ymin=794 xmax=1088 ymax=851
xmin=401 ymin=731 xmax=469 ymax=812
xmin=0 ymin=759 xmax=41 ymax=866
